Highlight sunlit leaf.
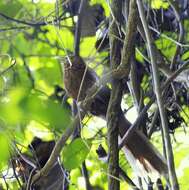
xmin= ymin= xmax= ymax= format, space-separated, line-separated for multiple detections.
xmin=151 ymin=0 xmax=169 ymax=9
xmin=80 ymin=37 xmax=96 ymax=57
xmin=62 ymin=138 xmax=92 ymax=170
xmin=136 ymin=50 xmax=144 ymax=63
xmin=14 ymin=34 xmax=33 ymax=54
xmin=19 ymin=92 xmax=71 ymax=130
xmin=181 ymin=51 xmax=189 ymax=61
xmin=0 ymin=88 xmax=28 ymax=124
xmin=34 ymin=60 xmax=62 ymax=88
xmin=45 ymin=27 xmax=74 ymax=52
xmin=155 ymin=36 xmax=176 ymax=59
xmin=0 ymin=2 xmax=22 ymax=17
xmin=0 ymin=0 xmax=189 ymax=188
xmin=0 ymin=132 xmax=10 ymax=169
xmin=0 ymin=88 xmax=71 ymax=130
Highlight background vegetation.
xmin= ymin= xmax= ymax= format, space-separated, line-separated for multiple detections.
xmin=0 ymin=0 xmax=189 ymax=189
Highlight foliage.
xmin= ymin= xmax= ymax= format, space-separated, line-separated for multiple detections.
xmin=0 ymin=0 xmax=189 ymax=189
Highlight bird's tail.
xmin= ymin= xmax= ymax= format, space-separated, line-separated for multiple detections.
xmin=119 ymin=131 xmax=168 ymax=180
xmin=117 ymin=112 xmax=168 ymax=179
xmin=90 ymin=87 xmax=168 ymax=178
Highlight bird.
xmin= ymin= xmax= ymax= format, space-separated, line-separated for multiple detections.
xmin=63 ymin=55 xmax=98 ymax=101
xmin=61 ymin=55 xmax=168 ymax=178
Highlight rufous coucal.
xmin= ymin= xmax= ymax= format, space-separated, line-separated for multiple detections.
xmin=62 ymin=55 xmax=168 ymax=177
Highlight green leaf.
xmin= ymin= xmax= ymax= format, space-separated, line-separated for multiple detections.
xmin=19 ymin=92 xmax=71 ymax=130
xmin=0 ymin=133 xmax=10 ymax=169
xmin=34 ymin=60 xmax=62 ymax=88
xmin=45 ymin=27 xmax=74 ymax=52
xmin=136 ymin=50 xmax=144 ymax=63
xmin=14 ymin=34 xmax=32 ymax=54
xmin=80 ymin=37 xmax=96 ymax=57
xmin=151 ymin=0 xmax=169 ymax=9
xmin=155 ymin=36 xmax=176 ymax=59
xmin=0 ymin=88 xmax=71 ymax=130
xmin=181 ymin=51 xmax=189 ymax=61
xmin=15 ymin=63 xmax=34 ymax=88
xmin=0 ymin=88 xmax=27 ymax=124
xmin=62 ymin=138 xmax=92 ymax=170
xmin=0 ymin=2 xmax=22 ymax=17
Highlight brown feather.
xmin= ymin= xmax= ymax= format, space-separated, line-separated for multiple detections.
xmin=62 ymin=55 xmax=168 ymax=176
xmin=63 ymin=56 xmax=97 ymax=101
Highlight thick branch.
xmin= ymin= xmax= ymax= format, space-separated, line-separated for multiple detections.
xmin=30 ymin=112 xmax=85 ymax=184
xmin=107 ymin=0 xmax=137 ymax=189
xmin=120 ymin=0 xmax=138 ymax=73
xmin=107 ymin=0 xmax=123 ymax=189
xmin=30 ymin=35 xmax=188 ymax=186
xmin=119 ymin=60 xmax=189 ymax=149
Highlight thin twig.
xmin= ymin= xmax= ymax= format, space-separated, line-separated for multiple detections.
xmin=119 ymin=167 xmax=139 ymax=190
xmin=0 ymin=26 xmax=29 ymax=32
xmin=30 ymin=111 xmax=85 ymax=185
xmin=72 ymin=99 xmax=92 ymax=190
xmin=29 ymin=33 xmax=189 ymax=186
xmin=2 ymin=175 xmax=9 ymax=190
xmin=96 ymin=145 xmax=139 ymax=190
xmin=119 ymin=97 xmax=154 ymax=149
xmin=81 ymin=162 xmax=92 ymax=190
xmin=22 ymin=58 xmax=35 ymax=88
xmin=26 ymin=168 xmax=37 ymax=190
xmin=0 ymin=12 xmax=66 ymax=27
xmin=74 ymin=0 xmax=86 ymax=56
xmin=118 ymin=18 xmax=189 ymax=152
xmin=168 ymin=0 xmax=185 ymax=69
xmin=11 ymin=158 xmax=22 ymax=188
xmin=136 ymin=1 xmax=179 ymax=190
xmin=0 ymin=58 xmax=16 ymax=76
xmin=148 ymin=108 xmax=159 ymax=138
xmin=149 ymin=27 xmax=189 ymax=47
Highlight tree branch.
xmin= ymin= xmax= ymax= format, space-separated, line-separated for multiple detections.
xmin=119 ymin=45 xmax=189 ymax=150
xmin=136 ymin=1 xmax=179 ymax=189
xmin=0 ymin=12 xmax=66 ymax=27
xmin=74 ymin=0 xmax=86 ymax=56
xmin=107 ymin=0 xmax=123 ymax=189
xmin=29 ymin=33 xmax=188 ymax=187
xmin=168 ymin=0 xmax=185 ymax=69
xmin=107 ymin=0 xmax=137 ymax=189
xmin=30 ymin=111 xmax=85 ymax=185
